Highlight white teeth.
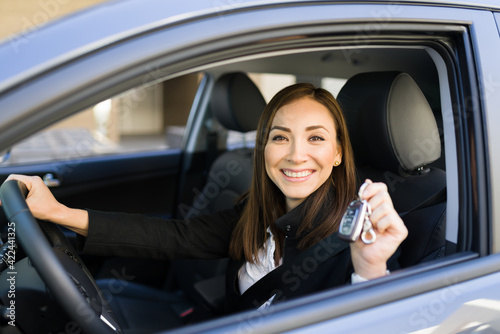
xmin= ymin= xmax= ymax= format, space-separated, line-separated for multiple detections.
xmin=283 ymin=170 xmax=312 ymax=178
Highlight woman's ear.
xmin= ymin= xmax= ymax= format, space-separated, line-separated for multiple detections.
xmin=334 ymin=147 xmax=342 ymax=166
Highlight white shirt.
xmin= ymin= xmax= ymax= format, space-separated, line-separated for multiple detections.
xmin=238 ymin=227 xmax=282 ymax=295
xmin=237 ymin=227 xmax=386 ymax=309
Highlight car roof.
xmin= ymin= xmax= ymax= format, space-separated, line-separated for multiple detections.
xmin=0 ymin=0 xmax=499 ymax=93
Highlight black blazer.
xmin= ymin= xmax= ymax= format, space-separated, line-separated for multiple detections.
xmin=79 ymin=201 xmax=397 ymax=313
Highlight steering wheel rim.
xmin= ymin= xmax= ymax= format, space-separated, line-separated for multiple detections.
xmin=0 ymin=179 xmax=120 ymax=333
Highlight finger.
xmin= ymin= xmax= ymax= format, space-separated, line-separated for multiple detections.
xmin=360 ymin=181 xmax=388 ymax=202
xmin=6 ymin=174 xmax=31 ymax=186
xmin=5 ymin=174 xmax=42 ymax=192
xmin=373 ymin=213 xmax=407 ymax=240
xmin=3 ymin=175 xmax=45 ymax=203
xmin=373 ymin=213 xmax=395 ymax=234
xmin=367 ymin=191 xmax=393 ymax=214
xmin=369 ymin=201 xmax=394 ymax=225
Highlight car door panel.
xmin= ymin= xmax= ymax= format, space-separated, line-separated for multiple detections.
xmin=285 ymin=274 xmax=500 ymax=333
xmin=0 ymin=149 xmax=183 ymax=221
xmin=284 ymin=255 xmax=500 ymax=334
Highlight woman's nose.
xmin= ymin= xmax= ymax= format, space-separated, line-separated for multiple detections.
xmin=286 ymin=140 xmax=308 ymax=163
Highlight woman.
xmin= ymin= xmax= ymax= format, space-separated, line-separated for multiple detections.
xmin=4 ymin=83 xmax=407 ymax=312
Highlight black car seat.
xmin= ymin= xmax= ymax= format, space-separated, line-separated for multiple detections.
xmin=337 ymin=71 xmax=447 ymax=267
xmin=185 ymin=72 xmax=264 ymax=216
xmin=97 ymin=72 xmax=266 ymax=333
xmin=169 ymin=72 xmax=266 ymax=315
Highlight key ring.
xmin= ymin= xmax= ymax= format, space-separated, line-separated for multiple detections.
xmin=361 ymin=223 xmax=377 ymax=244
xmin=360 ymin=198 xmax=376 ymax=244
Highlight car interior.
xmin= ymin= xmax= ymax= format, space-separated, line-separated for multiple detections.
xmin=0 ymin=42 xmax=460 ymax=333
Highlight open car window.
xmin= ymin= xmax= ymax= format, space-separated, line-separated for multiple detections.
xmin=1 ymin=74 xmax=202 ymax=166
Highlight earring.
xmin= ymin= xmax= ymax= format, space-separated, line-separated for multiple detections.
xmin=334 ymin=161 xmax=340 ymax=166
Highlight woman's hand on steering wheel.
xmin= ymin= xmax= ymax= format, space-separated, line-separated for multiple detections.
xmin=1 ymin=174 xmax=89 ymax=236
xmin=1 ymin=174 xmax=62 ymax=221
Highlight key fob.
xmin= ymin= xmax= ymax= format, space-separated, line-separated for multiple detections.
xmin=338 ymin=200 xmax=368 ymax=242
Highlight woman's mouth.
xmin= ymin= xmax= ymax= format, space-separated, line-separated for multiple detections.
xmin=281 ymin=169 xmax=315 ymax=180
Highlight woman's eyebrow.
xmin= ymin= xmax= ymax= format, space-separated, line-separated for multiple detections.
xmin=306 ymin=125 xmax=329 ymax=133
xmin=270 ymin=125 xmax=329 ymax=132
xmin=270 ymin=126 xmax=290 ymax=132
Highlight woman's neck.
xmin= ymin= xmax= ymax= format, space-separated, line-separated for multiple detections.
xmin=285 ymin=197 xmax=306 ymax=212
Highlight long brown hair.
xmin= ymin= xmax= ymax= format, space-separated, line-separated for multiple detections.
xmin=229 ymin=83 xmax=356 ymax=264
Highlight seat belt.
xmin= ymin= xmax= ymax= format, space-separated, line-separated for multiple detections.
xmin=234 ymin=233 xmax=350 ymax=311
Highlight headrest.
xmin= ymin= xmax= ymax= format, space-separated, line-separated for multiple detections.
xmin=337 ymin=72 xmax=441 ymax=173
xmin=210 ymin=72 xmax=266 ymax=133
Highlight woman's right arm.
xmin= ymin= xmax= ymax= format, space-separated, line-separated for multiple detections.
xmin=2 ymin=174 xmax=242 ymax=260
xmin=1 ymin=174 xmax=89 ymax=236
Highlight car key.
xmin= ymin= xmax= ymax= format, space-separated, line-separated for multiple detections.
xmin=338 ymin=183 xmax=376 ymax=244
xmin=338 ymin=199 xmax=369 ymax=242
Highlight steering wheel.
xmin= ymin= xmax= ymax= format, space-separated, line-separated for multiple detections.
xmin=0 ymin=180 xmax=121 ymax=333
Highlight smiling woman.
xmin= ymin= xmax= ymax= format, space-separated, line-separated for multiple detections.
xmin=232 ymin=83 xmax=354 ymax=267
xmin=229 ymin=83 xmax=406 ymax=284
xmin=265 ymin=94 xmax=343 ymax=211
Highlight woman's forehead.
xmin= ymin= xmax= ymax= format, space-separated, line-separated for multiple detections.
xmin=271 ymin=98 xmax=335 ymax=128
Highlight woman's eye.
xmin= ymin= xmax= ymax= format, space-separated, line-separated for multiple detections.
xmin=309 ymin=136 xmax=325 ymax=141
xmin=272 ymin=135 xmax=287 ymax=141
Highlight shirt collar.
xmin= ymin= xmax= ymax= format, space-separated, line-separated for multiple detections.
xmin=275 ymin=188 xmax=337 ymax=239
xmin=275 ymin=200 xmax=308 ymax=239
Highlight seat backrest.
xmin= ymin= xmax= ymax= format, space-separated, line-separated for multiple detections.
xmin=171 ymin=72 xmax=266 ymax=309
xmin=185 ymin=72 xmax=266 ymax=217
xmin=337 ymin=72 xmax=447 ymax=267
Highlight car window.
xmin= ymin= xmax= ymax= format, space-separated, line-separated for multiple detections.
xmin=182 ymin=39 xmax=467 ymax=332
xmin=209 ymin=40 xmax=463 ymax=260
xmin=2 ymin=73 xmax=203 ymax=166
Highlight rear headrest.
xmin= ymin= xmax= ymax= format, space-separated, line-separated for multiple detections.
xmin=210 ymin=72 xmax=266 ymax=133
xmin=337 ymin=71 xmax=440 ymax=173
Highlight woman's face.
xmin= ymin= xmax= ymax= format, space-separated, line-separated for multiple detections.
xmin=264 ymin=97 xmax=342 ymax=211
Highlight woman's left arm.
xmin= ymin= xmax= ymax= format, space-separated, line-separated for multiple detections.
xmin=349 ymin=179 xmax=408 ymax=280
